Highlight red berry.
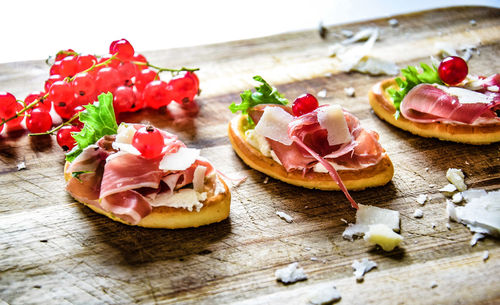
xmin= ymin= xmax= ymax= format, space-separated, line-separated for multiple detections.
xmin=95 ymin=67 xmax=121 ymax=93
xmin=131 ymin=87 xmax=145 ymax=111
xmin=59 ymin=55 xmax=79 ymax=77
xmin=169 ymin=72 xmax=198 ymax=104
xmin=292 ymin=93 xmax=319 ymax=116
xmin=25 ymin=91 xmax=51 ymax=112
xmin=132 ymin=126 xmax=165 ymax=159
xmin=57 ymin=125 xmax=80 ymax=151
xmin=26 ymin=108 xmax=52 ymax=133
xmin=49 ymin=80 xmax=75 ymax=119
xmin=142 ymin=80 xmax=173 ymax=109
xmin=438 ymin=56 xmax=469 ymax=86
xmin=50 ymin=61 xmax=62 ymax=76
xmin=135 ymin=68 xmax=157 ymax=91
xmin=76 ymin=54 xmax=97 ymax=72
xmin=117 ymin=62 xmax=137 ymax=87
xmin=0 ymin=92 xmax=18 ymax=119
xmin=55 ymin=49 xmax=76 ymax=61
xmin=109 ymin=39 xmax=135 ymax=61
xmin=6 ymin=102 xmax=25 ymax=128
xmin=132 ymin=53 xmax=148 ymax=70
xmin=72 ymin=105 xmax=86 ymax=128
xmin=98 ymin=54 xmax=120 ymax=68
xmin=45 ymin=74 xmax=64 ymax=92
xmin=73 ymin=72 xmax=96 ymax=101
xmin=113 ymin=86 xmax=136 ymax=113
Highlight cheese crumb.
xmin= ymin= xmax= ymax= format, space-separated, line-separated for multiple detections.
xmin=317 ymin=89 xmax=327 ymax=98
xmin=308 ymin=286 xmax=342 ymax=305
xmin=352 ymin=258 xmax=377 ymax=281
xmin=276 ymin=211 xmax=294 ymax=223
xmin=342 ymin=204 xmax=400 ymax=241
xmin=430 ymin=281 xmax=438 ymax=289
xmin=470 ymin=233 xmax=485 ymax=246
xmin=17 ymin=162 xmax=26 ymax=171
xmin=275 ymin=262 xmax=307 ymax=284
xmin=413 ymin=209 xmax=424 ymax=218
xmin=482 ymin=251 xmax=489 ymax=261
xmin=344 ymin=87 xmax=355 ymax=97
xmin=446 ymin=168 xmax=467 ymax=191
xmin=452 ymin=193 xmax=463 ymax=203
xmin=364 ymin=224 xmax=403 ymax=251
xmin=388 ymin=18 xmax=399 ymax=27
xmin=439 ymin=183 xmax=457 ymax=196
xmin=416 ymin=194 xmax=428 ymax=205
xmin=263 ymin=177 xmax=269 ymax=184
xmin=487 ymin=85 xmax=499 ymax=92
xmin=469 ymin=19 xmax=477 ymax=26
xmin=340 ymin=29 xmax=353 ymax=38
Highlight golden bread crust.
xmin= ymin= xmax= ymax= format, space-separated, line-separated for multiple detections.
xmin=227 ymin=115 xmax=394 ymax=191
xmin=64 ymin=162 xmax=231 ymax=229
xmin=368 ymin=78 xmax=500 ymax=145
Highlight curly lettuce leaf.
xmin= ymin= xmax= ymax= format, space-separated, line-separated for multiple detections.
xmin=387 ymin=63 xmax=443 ymax=119
xmin=65 ymin=92 xmax=118 ymax=162
xmin=229 ymin=76 xmax=288 ymax=126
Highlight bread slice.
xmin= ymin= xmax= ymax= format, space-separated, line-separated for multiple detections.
xmin=64 ymin=162 xmax=231 ymax=229
xmin=369 ymin=78 xmax=500 ymax=145
xmin=228 ymin=115 xmax=394 ymax=191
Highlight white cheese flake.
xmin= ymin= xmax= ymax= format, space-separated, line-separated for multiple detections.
xmin=255 ymin=106 xmax=294 ymax=146
xmin=193 ymin=165 xmax=207 ymax=193
xmin=151 ymin=188 xmax=203 ymax=212
xmin=343 ymin=204 xmax=400 ymax=241
xmin=469 ymin=19 xmax=477 ymax=26
xmin=470 ymin=233 xmax=485 ymax=246
xmin=388 ymin=18 xmax=399 ymax=27
xmin=276 ymin=211 xmax=294 ymax=223
xmin=352 ymin=258 xmax=377 ymax=281
xmin=17 ymin=162 xmax=26 ymax=171
xmin=159 ymin=147 xmax=200 ymax=171
xmin=340 ymin=29 xmax=353 ymax=38
xmin=435 ymin=85 xmax=493 ymax=105
xmin=342 ymin=28 xmax=378 ymax=45
xmin=452 ymin=192 xmax=463 ymax=203
xmin=275 ymin=262 xmax=307 ymax=284
xmin=317 ymin=89 xmax=327 ymax=98
xmin=487 ymin=85 xmax=499 ymax=92
xmin=413 ymin=209 xmax=424 ymax=218
xmin=116 ymin=123 xmax=136 ymax=144
xmin=245 ymin=128 xmax=272 ymax=157
xmin=263 ymin=177 xmax=269 ymax=184
xmin=308 ymin=286 xmax=342 ymax=305
xmin=112 ymin=142 xmax=141 ymax=155
xmin=446 ymin=168 xmax=467 ymax=191
xmin=482 ymin=250 xmax=489 ymax=261
xmin=416 ymin=194 xmax=428 ymax=205
xmin=430 ymin=281 xmax=438 ymax=289
xmin=317 ymin=105 xmax=352 ymax=146
xmin=351 ymin=57 xmax=399 ymax=76
xmin=447 ymin=189 xmax=500 ymax=237
xmin=439 ymin=183 xmax=457 ymax=196
xmin=344 ymin=87 xmax=355 ymax=97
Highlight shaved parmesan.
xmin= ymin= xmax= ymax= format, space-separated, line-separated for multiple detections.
xmin=151 ymin=188 xmax=203 ymax=212
xmin=193 ymin=165 xmax=207 ymax=192
xmin=343 ymin=204 xmax=400 ymax=241
xmin=275 ymin=262 xmax=308 ymax=284
xmin=351 ymin=57 xmax=399 ymax=76
xmin=245 ymin=129 xmax=272 ymax=157
xmin=342 ymin=28 xmax=378 ymax=45
xmin=364 ymin=224 xmax=403 ymax=251
xmin=434 ymin=85 xmax=493 ymax=105
xmin=447 ymin=189 xmax=500 ymax=237
xmin=116 ymin=123 xmax=136 ymax=144
xmin=255 ymin=106 xmax=294 ymax=145
xmin=308 ymin=286 xmax=341 ymax=305
xmin=352 ymin=258 xmax=377 ymax=281
xmin=446 ymin=168 xmax=467 ymax=191
xmin=276 ymin=211 xmax=293 ymax=223
xmin=112 ymin=142 xmax=141 ymax=155
xmin=317 ymin=105 xmax=351 ymax=146
xmin=159 ymin=147 xmax=200 ymax=171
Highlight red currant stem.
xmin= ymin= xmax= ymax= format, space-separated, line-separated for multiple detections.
xmin=45 ymin=50 xmax=80 ymax=65
xmin=134 ymin=61 xmax=199 ymax=74
xmin=28 ymin=112 xmax=79 ymax=136
xmin=0 ymin=55 xmax=118 ymax=128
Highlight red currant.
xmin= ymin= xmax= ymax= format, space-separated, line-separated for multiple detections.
xmin=59 ymin=55 xmax=79 ymax=77
xmin=117 ymin=62 xmax=137 ymax=87
xmin=98 ymin=54 xmax=120 ymax=68
xmin=143 ymin=80 xmax=173 ymax=109
xmin=76 ymin=54 xmax=97 ymax=72
xmin=169 ymin=72 xmax=198 ymax=104
xmin=292 ymin=93 xmax=319 ymax=116
xmin=131 ymin=87 xmax=145 ymax=111
xmin=0 ymin=92 xmax=18 ymax=119
xmin=113 ymin=86 xmax=136 ymax=113
xmin=109 ymin=39 xmax=135 ymax=61
xmin=438 ymin=56 xmax=469 ymax=86
xmin=45 ymin=75 xmax=64 ymax=92
xmin=6 ymin=102 xmax=25 ymax=128
xmin=95 ymin=67 xmax=121 ymax=93
xmin=49 ymin=80 xmax=75 ymax=119
xmin=57 ymin=125 xmax=80 ymax=151
xmin=132 ymin=53 xmax=148 ymax=70
xmin=55 ymin=49 xmax=76 ymax=61
xmin=73 ymin=72 xmax=96 ymax=100
xmin=72 ymin=105 xmax=86 ymax=128
xmin=25 ymin=91 xmax=51 ymax=112
xmin=135 ymin=68 xmax=157 ymax=91
xmin=132 ymin=126 xmax=165 ymax=159
xmin=50 ymin=61 xmax=62 ymax=76
xmin=26 ymin=108 xmax=52 ymax=133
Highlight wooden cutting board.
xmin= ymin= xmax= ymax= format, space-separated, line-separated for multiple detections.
xmin=1 ymin=6 xmax=499 ymax=305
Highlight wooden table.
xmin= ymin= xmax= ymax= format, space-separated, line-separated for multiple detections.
xmin=1 ymin=6 xmax=499 ymax=305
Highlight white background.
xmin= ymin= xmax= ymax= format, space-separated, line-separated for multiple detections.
xmin=0 ymin=0 xmax=498 ymax=63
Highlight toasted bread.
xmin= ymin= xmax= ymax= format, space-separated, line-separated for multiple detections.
xmin=64 ymin=162 xmax=231 ymax=229
xmin=369 ymin=78 xmax=500 ymax=144
xmin=228 ymin=115 xmax=394 ymax=191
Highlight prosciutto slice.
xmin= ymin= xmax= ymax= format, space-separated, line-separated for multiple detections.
xmin=400 ymin=84 xmax=500 ymax=124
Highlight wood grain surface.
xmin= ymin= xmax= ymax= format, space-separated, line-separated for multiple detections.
xmin=1 ymin=6 xmax=500 ymax=305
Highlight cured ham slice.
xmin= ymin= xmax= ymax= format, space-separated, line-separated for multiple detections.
xmin=400 ymin=84 xmax=500 ymax=124
xmin=100 ymin=190 xmax=152 ymax=225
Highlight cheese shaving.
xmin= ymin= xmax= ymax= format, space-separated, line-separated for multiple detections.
xmin=316 ymin=105 xmax=352 ymax=146
xmin=255 ymin=106 xmax=294 ymax=145
xmin=159 ymin=147 xmax=200 ymax=171
xmin=275 ymin=262 xmax=308 ymax=284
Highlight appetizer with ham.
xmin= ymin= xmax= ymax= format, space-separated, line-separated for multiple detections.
xmin=228 ymin=76 xmax=394 ymax=208
xmin=369 ymin=56 xmax=500 ymax=144
xmin=64 ymin=93 xmax=231 ymax=228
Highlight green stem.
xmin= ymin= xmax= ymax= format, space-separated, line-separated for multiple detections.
xmin=134 ymin=61 xmax=199 ymax=74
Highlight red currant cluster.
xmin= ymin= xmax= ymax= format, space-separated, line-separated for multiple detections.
xmin=0 ymin=38 xmax=200 ymax=152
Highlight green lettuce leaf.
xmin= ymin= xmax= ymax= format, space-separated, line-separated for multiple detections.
xmin=387 ymin=63 xmax=443 ymax=119
xmin=65 ymin=92 xmax=118 ymax=162
xmin=229 ymin=76 xmax=288 ymax=126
